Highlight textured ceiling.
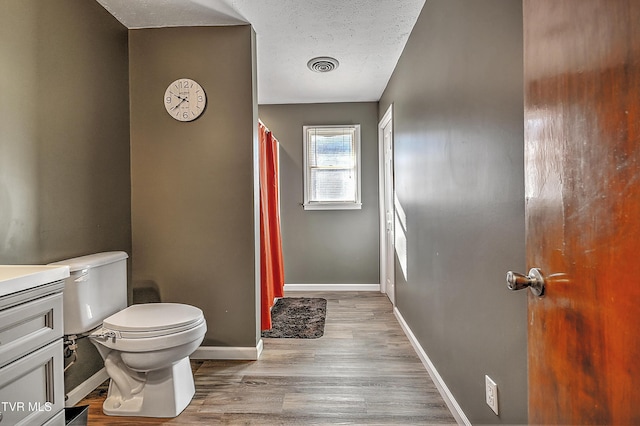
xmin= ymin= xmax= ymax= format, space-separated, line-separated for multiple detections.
xmin=96 ymin=0 xmax=426 ymax=104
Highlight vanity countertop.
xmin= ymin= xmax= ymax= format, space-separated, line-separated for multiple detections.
xmin=0 ymin=265 xmax=70 ymax=298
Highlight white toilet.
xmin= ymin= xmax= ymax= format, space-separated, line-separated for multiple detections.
xmin=53 ymin=251 xmax=207 ymax=418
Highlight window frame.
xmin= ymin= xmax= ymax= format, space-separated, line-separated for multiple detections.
xmin=302 ymin=124 xmax=362 ymax=211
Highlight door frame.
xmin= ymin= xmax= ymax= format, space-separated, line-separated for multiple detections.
xmin=378 ymin=104 xmax=395 ymax=304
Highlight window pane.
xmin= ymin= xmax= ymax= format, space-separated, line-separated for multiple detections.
xmin=310 ymin=168 xmax=355 ymax=202
xmin=309 ymin=129 xmax=355 ymax=168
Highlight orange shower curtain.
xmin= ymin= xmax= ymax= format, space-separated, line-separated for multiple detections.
xmin=259 ymin=121 xmax=285 ymax=330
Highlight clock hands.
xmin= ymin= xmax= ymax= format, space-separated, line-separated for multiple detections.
xmin=171 ymin=98 xmax=186 ymax=111
xmin=169 ymin=91 xmax=190 ymax=111
xmin=170 ymin=91 xmax=189 ymax=102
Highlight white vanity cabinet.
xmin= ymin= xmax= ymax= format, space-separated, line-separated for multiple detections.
xmin=0 ymin=266 xmax=70 ymax=426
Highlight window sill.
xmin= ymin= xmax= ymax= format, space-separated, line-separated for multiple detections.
xmin=303 ymin=202 xmax=362 ymax=211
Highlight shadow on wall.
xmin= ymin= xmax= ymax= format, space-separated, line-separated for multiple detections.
xmin=0 ymin=183 xmax=11 ymax=256
xmin=133 ymin=280 xmax=162 ymax=304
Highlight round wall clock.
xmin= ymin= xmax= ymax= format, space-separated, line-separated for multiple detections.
xmin=164 ymin=78 xmax=207 ymax=122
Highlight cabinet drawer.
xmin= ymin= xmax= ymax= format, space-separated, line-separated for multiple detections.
xmin=0 ymin=293 xmax=63 ymax=367
xmin=0 ymin=339 xmax=64 ymax=426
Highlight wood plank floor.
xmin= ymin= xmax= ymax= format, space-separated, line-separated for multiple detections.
xmin=78 ymin=291 xmax=457 ymax=425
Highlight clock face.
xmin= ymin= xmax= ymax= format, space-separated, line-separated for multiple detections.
xmin=164 ymin=78 xmax=207 ymax=122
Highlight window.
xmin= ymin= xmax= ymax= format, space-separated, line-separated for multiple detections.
xmin=303 ymin=125 xmax=362 ymax=210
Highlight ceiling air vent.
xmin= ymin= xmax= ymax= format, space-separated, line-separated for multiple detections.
xmin=307 ymin=56 xmax=339 ymax=73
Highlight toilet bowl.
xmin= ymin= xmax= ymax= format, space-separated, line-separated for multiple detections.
xmin=52 ymin=252 xmax=207 ymax=418
xmin=90 ymin=303 xmax=206 ymax=417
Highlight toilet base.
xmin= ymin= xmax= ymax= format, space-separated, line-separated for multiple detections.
xmin=102 ymin=357 xmax=195 ymax=417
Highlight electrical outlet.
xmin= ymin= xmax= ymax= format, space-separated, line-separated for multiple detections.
xmin=485 ymin=375 xmax=499 ymax=415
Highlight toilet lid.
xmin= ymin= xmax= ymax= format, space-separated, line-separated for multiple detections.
xmin=103 ymin=303 xmax=204 ymax=333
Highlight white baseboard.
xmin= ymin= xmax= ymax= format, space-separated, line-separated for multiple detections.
xmin=285 ymin=283 xmax=381 ymax=292
xmin=192 ymin=339 xmax=263 ymax=361
xmin=393 ymin=307 xmax=471 ymax=426
xmin=65 ymin=367 xmax=109 ymax=407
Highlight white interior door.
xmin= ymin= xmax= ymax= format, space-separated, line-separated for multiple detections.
xmin=379 ymin=106 xmax=395 ymax=304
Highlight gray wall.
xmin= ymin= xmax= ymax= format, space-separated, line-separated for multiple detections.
xmin=259 ymin=103 xmax=379 ymax=285
xmin=0 ymin=0 xmax=131 ymax=392
xmin=379 ymin=0 xmax=527 ymax=424
xmin=129 ymin=26 xmax=260 ymax=347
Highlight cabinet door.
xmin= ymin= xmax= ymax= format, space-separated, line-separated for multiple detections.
xmin=0 ymin=339 xmax=64 ymax=426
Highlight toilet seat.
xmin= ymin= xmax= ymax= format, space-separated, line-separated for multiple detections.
xmin=103 ymin=303 xmax=204 ymax=339
xmin=91 ymin=303 xmax=207 ymax=352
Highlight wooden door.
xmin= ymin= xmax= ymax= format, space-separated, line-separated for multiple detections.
xmin=523 ymin=1 xmax=640 ymax=424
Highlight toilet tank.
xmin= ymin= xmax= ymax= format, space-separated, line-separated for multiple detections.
xmin=50 ymin=251 xmax=128 ymax=335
